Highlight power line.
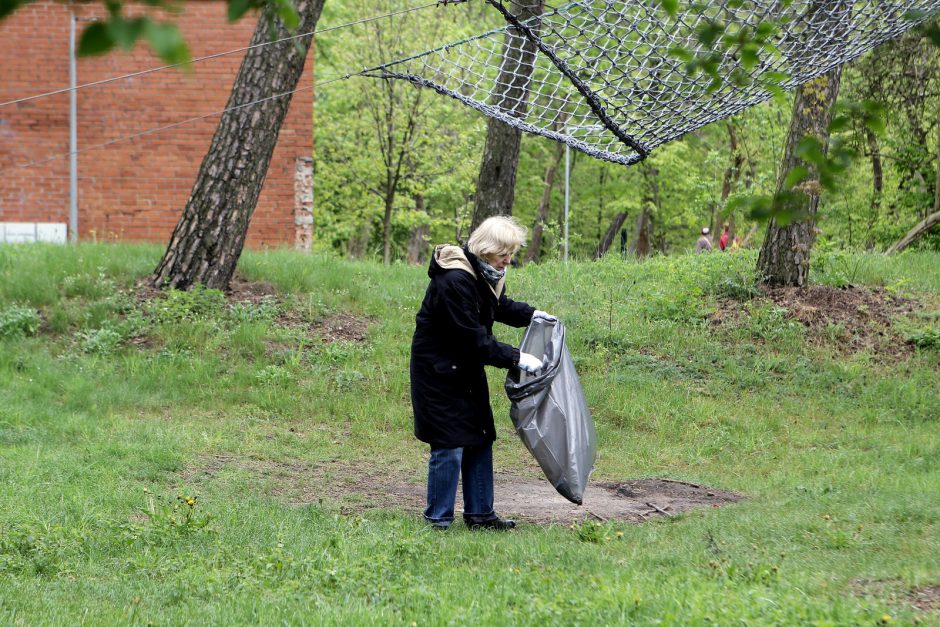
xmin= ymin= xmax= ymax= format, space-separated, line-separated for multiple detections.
xmin=0 ymin=0 xmax=481 ymax=174
xmin=0 ymin=71 xmax=383 ymax=174
xmin=0 ymin=0 xmax=443 ymax=109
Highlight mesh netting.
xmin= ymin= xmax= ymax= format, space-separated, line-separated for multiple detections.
xmin=363 ymin=0 xmax=940 ymax=165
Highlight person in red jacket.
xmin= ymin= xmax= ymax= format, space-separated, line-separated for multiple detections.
xmin=719 ymin=224 xmax=730 ymax=252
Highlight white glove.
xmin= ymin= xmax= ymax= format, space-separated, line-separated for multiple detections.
xmin=517 ymin=352 xmax=543 ymax=374
xmin=532 ymin=310 xmax=557 ymax=323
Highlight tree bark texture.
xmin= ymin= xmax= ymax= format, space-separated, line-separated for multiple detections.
xmin=757 ymin=67 xmax=842 ymax=286
xmin=151 ymin=0 xmax=325 ymax=290
xmin=471 ymin=0 xmax=543 ymax=231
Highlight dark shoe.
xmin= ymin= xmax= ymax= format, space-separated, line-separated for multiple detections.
xmin=466 ymin=516 xmax=516 ymax=531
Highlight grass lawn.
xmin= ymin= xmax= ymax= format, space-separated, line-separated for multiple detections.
xmin=0 ymin=243 xmax=938 ymax=625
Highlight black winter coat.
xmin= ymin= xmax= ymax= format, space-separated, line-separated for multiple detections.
xmin=410 ymin=246 xmax=534 ymax=448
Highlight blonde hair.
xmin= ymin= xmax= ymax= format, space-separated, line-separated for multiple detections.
xmin=467 ymin=216 xmax=527 ymax=258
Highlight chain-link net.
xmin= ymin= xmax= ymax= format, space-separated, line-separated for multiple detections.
xmin=363 ymin=0 xmax=940 ymax=165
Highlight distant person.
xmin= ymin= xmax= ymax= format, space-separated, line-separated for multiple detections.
xmin=410 ymin=216 xmax=556 ymax=531
xmin=695 ymin=227 xmax=712 ymax=253
xmin=719 ymin=224 xmax=730 ymax=251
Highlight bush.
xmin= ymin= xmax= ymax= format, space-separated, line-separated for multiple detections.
xmin=907 ymin=327 xmax=940 ymax=350
xmin=77 ymin=327 xmax=124 ymax=355
xmin=0 ymin=305 xmax=41 ymax=338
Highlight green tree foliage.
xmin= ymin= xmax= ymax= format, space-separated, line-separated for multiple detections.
xmin=313 ymin=1 xmax=939 ymax=261
xmin=313 ymin=0 xmax=498 ymax=260
xmin=0 ymin=0 xmax=297 ymax=64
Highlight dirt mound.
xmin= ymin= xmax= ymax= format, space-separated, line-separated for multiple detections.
xmin=714 ymin=284 xmax=921 ymax=356
xmin=180 ymin=455 xmax=741 ymax=526
xmin=133 ymin=275 xmax=371 ymax=345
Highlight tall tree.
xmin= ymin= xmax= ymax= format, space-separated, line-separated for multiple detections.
xmin=151 ymin=0 xmax=325 ymax=290
xmin=757 ymin=67 xmax=843 ymax=286
xmin=470 ymin=0 xmax=543 ymax=231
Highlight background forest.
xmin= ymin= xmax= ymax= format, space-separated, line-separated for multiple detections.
xmin=312 ymin=0 xmax=940 ymax=263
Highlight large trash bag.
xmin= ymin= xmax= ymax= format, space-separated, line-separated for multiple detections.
xmin=504 ymin=318 xmax=596 ymax=505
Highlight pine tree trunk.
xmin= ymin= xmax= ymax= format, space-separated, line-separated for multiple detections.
xmin=471 ymin=0 xmax=543 ymax=231
xmin=757 ymin=67 xmax=842 ymax=286
xmin=151 ymin=0 xmax=325 ymax=290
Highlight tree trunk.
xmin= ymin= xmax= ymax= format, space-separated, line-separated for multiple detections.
xmin=382 ymin=172 xmax=396 ymax=266
xmin=526 ymin=140 xmax=564 ymax=264
xmin=885 ymin=210 xmax=940 ymax=254
xmin=593 ymin=212 xmax=628 ymax=260
xmin=721 ymin=121 xmax=744 ymax=243
xmin=757 ymin=67 xmax=842 ymax=286
xmin=628 ymin=209 xmax=653 ymax=257
xmin=407 ymin=195 xmax=430 ymax=265
xmin=629 ymin=163 xmax=658 ymax=257
xmin=151 ymin=0 xmax=324 ymax=290
xmin=865 ymin=127 xmax=883 ymax=251
xmin=471 ymin=0 xmax=543 ymax=231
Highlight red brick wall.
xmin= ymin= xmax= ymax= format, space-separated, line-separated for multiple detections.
xmin=0 ymin=1 xmax=313 ymax=247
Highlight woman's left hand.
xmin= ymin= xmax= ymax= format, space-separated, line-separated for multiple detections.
xmin=532 ymin=310 xmax=557 ymax=322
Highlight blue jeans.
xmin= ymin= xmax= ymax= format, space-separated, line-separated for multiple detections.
xmin=424 ymin=443 xmax=496 ymax=527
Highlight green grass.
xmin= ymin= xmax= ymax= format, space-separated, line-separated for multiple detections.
xmin=1 ymin=243 xmax=938 ymax=625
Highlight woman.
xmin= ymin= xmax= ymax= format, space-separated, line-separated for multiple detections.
xmin=410 ymin=216 xmax=555 ymax=530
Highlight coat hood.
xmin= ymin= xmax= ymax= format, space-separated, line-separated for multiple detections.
xmin=430 ymin=245 xmax=505 ymax=297
xmin=431 ymin=244 xmax=476 ymax=277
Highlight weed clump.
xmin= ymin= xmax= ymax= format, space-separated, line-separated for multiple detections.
xmin=0 ymin=304 xmax=41 ymax=338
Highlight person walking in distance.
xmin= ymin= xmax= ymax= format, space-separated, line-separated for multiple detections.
xmin=719 ymin=224 xmax=730 ymax=252
xmin=695 ymin=227 xmax=712 ymax=253
xmin=410 ymin=216 xmax=556 ymax=530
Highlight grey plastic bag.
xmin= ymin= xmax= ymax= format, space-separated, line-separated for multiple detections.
xmin=504 ymin=318 xmax=596 ymax=505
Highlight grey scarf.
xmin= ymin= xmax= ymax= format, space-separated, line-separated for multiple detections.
xmin=478 ymin=259 xmax=506 ymax=288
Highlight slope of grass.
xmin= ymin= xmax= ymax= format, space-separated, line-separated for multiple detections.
xmin=0 ymin=244 xmax=938 ymax=625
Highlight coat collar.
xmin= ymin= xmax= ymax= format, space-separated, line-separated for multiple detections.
xmin=430 ymin=245 xmax=503 ymax=298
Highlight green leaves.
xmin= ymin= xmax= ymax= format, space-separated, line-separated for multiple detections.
xmin=0 ymin=0 xmax=27 ymax=21
xmin=58 ymin=0 xmax=299 ymax=64
xmin=143 ymin=20 xmax=189 ymax=64
xmin=77 ymin=21 xmax=115 ymax=56
xmin=227 ymin=0 xmax=254 ymax=22
xmin=659 ymin=0 xmax=679 ymax=19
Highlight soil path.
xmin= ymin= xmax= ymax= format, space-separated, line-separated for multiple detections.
xmin=182 ymin=454 xmax=741 ymax=526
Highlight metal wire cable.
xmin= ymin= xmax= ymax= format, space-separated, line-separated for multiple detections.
xmin=0 ymin=0 xmax=443 ymax=109
xmin=0 ymin=70 xmax=383 ymax=173
xmin=369 ymin=0 xmax=940 ymax=166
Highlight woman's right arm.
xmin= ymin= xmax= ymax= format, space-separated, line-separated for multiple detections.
xmin=438 ymin=273 xmax=519 ymax=369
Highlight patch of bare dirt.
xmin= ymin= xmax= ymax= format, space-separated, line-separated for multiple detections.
xmin=133 ymin=273 xmax=277 ymax=305
xmin=226 ymin=275 xmax=278 ymax=303
xmin=910 ymin=585 xmax=940 ymax=612
xmin=179 ymin=454 xmax=741 ymax=525
xmin=713 ymin=285 xmax=921 ymax=357
xmin=274 ymin=310 xmax=371 ymax=344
